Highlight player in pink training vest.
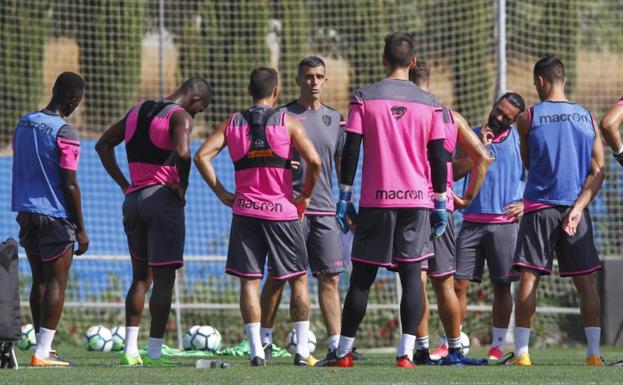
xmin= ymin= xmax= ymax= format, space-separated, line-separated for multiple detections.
xmin=194 ymin=68 xmax=321 ymax=367
xmin=599 ymin=97 xmax=623 ymax=367
xmin=258 ymin=57 xmax=349 ymax=363
xmin=409 ymin=60 xmax=490 ymax=366
xmin=96 ymin=78 xmax=213 ymax=367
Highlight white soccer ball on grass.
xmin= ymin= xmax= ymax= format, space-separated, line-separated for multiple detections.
xmin=84 ymin=325 xmax=114 ymax=352
xmin=285 ymin=328 xmax=317 ymax=354
xmin=17 ymin=323 xmax=36 ymax=350
xmin=190 ymin=325 xmax=222 ymax=353
xmin=111 ymin=326 xmax=126 ymax=351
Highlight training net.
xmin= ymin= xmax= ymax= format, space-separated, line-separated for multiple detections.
xmin=1 ymin=0 xmax=622 ymax=350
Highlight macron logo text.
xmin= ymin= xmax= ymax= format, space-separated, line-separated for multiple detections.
xmin=376 ymin=189 xmax=424 ymax=200
xmin=539 ymin=112 xmax=590 ymax=125
xmin=236 ymin=198 xmax=283 ymax=213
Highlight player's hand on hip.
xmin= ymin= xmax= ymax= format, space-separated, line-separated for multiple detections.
xmin=218 ymin=190 xmax=235 ymax=207
xmin=504 ymin=201 xmax=524 ymax=219
xmin=293 ymin=194 xmax=311 ymax=218
xmin=430 ymin=197 xmax=448 ymax=238
xmin=453 ymin=192 xmax=473 ymax=209
xmin=74 ymin=229 xmax=89 ymax=256
xmin=563 ymin=207 xmax=582 ymax=237
xmin=165 ymin=184 xmax=187 ymax=206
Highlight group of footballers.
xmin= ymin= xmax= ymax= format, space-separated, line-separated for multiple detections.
xmin=10 ymin=31 xmax=623 ymax=368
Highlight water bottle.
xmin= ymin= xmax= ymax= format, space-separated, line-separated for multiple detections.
xmin=195 ymin=359 xmax=232 ymax=369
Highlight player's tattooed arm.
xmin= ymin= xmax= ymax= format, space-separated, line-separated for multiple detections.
xmin=516 ymin=109 xmax=531 ymax=170
xmin=288 ymin=115 xmax=321 ymax=217
xmin=95 ymin=117 xmax=130 ymax=193
xmin=194 ymin=120 xmax=235 ymax=207
xmin=563 ymin=119 xmax=605 ymax=236
xmin=599 ymin=102 xmax=623 ymax=164
xmin=453 ymin=110 xmax=491 ymax=209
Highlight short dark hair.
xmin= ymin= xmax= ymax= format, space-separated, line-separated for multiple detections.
xmin=499 ymin=92 xmax=526 ymax=113
xmin=249 ymin=67 xmax=278 ymax=100
xmin=409 ymin=59 xmax=430 ymax=87
xmin=52 ymin=72 xmax=85 ymax=103
xmin=179 ymin=77 xmax=213 ymax=105
xmin=533 ymin=55 xmax=565 ymax=83
xmin=297 ymin=56 xmax=326 ymax=77
xmin=383 ymin=33 xmax=415 ymax=69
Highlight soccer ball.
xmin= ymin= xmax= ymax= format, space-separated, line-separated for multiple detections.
xmin=190 ymin=326 xmax=221 ymax=352
xmin=17 ymin=323 xmax=36 ymax=350
xmin=285 ymin=328 xmax=317 ymax=354
xmin=460 ymin=331 xmax=470 ymax=355
xmin=111 ymin=326 xmax=126 ymax=351
xmin=84 ymin=325 xmax=113 ymax=352
xmin=183 ymin=325 xmax=200 ymax=350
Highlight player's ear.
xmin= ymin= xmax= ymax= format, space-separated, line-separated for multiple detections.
xmin=382 ymin=55 xmax=388 ymax=68
xmin=409 ymin=57 xmax=417 ymax=70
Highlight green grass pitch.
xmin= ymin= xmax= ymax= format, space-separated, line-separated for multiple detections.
xmin=4 ymin=346 xmax=623 ymax=384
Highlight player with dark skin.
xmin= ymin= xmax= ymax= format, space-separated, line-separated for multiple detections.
xmin=96 ymin=78 xmax=211 ymax=366
xmin=21 ymin=73 xmax=88 ymax=366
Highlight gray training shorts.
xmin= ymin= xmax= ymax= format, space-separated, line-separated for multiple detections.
xmin=422 ymin=214 xmax=455 ymax=278
xmin=123 ymin=185 xmax=185 ymax=268
xmin=302 ymin=215 xmax=345 ymax=276
xmin=513 ymin=207 xmax=601 ymax=277
xmin=17 ymin=212 xmax=75 ymax=261
xmin=226 ymin=215 xmax=308 ymax=280
xmin=455 ymin=221 xmax=520 ymax=284
xmin=351 ymin=207 xmax=433 ymax=268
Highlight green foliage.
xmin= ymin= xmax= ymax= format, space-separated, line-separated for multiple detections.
xmin=74 ymin=0 xmax=146 ymax=129
xmin=537 ymin=0 xmax=580 ymax=95
xmin=0 ymin=0 xmax=51 ymax=145
xmin=447 ymin=0 xmax=493 ymax=125
xmin=334 ymin=0 xmax=387 ymax=92
xmin=276 ymin=0 xmax=310 ymax=103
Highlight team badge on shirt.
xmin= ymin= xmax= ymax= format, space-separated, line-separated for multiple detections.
xmin=391 ymin=106 xmax=407 ymax=120
xmin=322 ymin=115 xmax=332 ymax=126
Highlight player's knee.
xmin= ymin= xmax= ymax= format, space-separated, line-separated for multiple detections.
xmin=318 ymin=273 xmax=339 ymax=289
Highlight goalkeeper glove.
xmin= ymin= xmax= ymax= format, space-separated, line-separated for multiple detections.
xmin=336 ymin=185 xmax=358 ymax=234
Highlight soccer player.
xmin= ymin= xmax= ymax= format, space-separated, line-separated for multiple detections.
xmin=194 ymin=68 xmax=321 ymax=367
xmin=598 ymin=97 xmax=623 ymax=368
xmin=258 ymin=57 xmax=346 ymax=361
xmin=599 ymin=96 xmax=623 ymax=165
xmin=12 ymin=72 xmax=88 ymax=366
xmin=96 ymin=78 xmax=213 ymax=366
xmin=328 ymin=33 xmax=449 ymax=368
xmin=452 ymin=92 xmax=526 ymax=361
xmin=509 ymin=56 xmax=605 ymax=366
xmin=409 ymin=60 xmax=491 ymax=365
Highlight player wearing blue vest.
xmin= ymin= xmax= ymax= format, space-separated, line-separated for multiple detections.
xmin=452 ymin=93 xmax=526 ymax=361
xmin=12 ymin=72 xmax=88 ymax=366
xmin=507 ymin=56 xmax=605 ymax=367
xmin=598 ymin=98 xmax=623 ymax=368
xmin=410 ymin=60 xmax=490 ymax=366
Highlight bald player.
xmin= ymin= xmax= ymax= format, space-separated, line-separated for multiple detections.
xmin=96 ymin=78 xmax=213 ymax=366
xmin=409 ymin=60 xmax=490 ymax=366
xmin=194 ymin=67 xmax=321 ymax=367
xmin=326 ymin=33 xmax=449 ymax=368
xmin=259 ymin=56 xmax=346 ymax=361
xmin=508 ymin=56 xmax=605 ymax=367
xmin=453 ymin=92 xmax=526 ymax=361
xmin=13 ymin=72 xmax=87 ymax=366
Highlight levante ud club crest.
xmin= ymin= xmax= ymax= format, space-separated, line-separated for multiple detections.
xmin=322 ymin=115 xmax=332 ymax=126
xmin=391 ymin=106 xmax=407 ymax=120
